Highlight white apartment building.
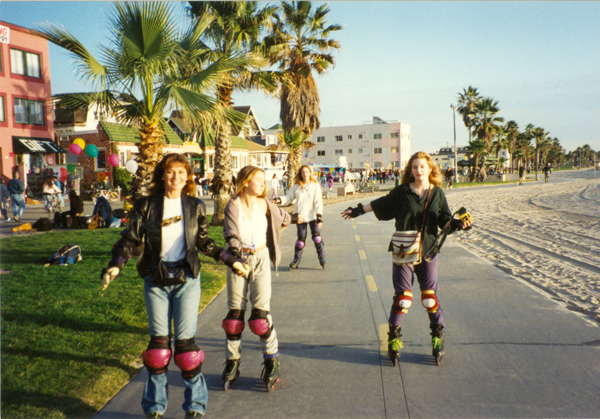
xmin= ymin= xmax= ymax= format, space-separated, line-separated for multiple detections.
xmin=302 ymin=117 xmax=411 ymax=170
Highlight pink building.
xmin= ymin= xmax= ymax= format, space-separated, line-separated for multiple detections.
xmin=0 ymin=20 xmax=59 ymax=187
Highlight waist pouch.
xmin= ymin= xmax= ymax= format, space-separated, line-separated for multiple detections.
xmin=156 ymin=260 xmax=190 ymax=286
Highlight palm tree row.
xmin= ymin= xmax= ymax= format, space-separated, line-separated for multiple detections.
xmin=455 ymin=86 xmax=594 ymax=181
xmin=39 ymin=1 xmax=342 ymax=224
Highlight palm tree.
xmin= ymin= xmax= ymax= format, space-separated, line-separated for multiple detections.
xmin=187 ymin=1 xmax=279 ymax=224
xmin=472 ymin=97 xmax=504 ymax=151
xmin=457 ymin=86 xmax=481 ymax=144
xmin=271 ymin=1 xmax=342 ymax=185
xmin=532 ymin=127 xmax=549 ymax=180
xmin=465 ymin=139 xmax=488 ymax=181
xmin=268 ymin=129 xmax=313 ymax=178
xmin=38 ymin=2 xmax=246 ymax=201
xmin=503 ymin=120 xmax=519 ymax=172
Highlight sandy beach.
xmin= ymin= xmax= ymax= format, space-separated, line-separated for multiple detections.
xmin=444 ymin=169 xmax=600 ymax=324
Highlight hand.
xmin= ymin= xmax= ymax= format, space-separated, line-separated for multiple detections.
xmin=341 ymin=203 xmax=365 ymax=219
xmin=317 ymin=223 xmax=323 ymax=229
xmin=297 ymin=214 xmax=304 ymax=224
xmin=273 ymin=197 xmax=282 ymax=205
xmin=232 ymin=260 xmax=249 ymax=277
xmin=101 ymin=267 xmax=120 ymax=290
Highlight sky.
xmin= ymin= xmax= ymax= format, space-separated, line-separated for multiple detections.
xmin=1 ymin=1 xmax=599 ymax=154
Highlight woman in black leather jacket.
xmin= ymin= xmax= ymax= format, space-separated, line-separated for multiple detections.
xmin=100 ymin=154 xmax=241 ymax=419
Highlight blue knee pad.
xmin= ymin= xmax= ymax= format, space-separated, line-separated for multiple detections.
xmin=312 ymin=232 xmax=323 ymax=244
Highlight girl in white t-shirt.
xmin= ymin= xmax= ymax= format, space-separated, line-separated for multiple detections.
xmin=275 ymin=165 xmax=325 ymax=270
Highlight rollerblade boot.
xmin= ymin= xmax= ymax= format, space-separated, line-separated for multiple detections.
xmin=222 ymin=358 xmax=240 ymax=391
xmin=289 ymin=258 xmax=301 ymax=269
xmin=261 ymin=354 xmax=280 ymax=392
xmin=431 ymin=324 xmax=445 ymax=365
xmin=319 ymin=256 xmax=326 ymax=269
xmin=387 ymin=325 xmax=403 ymax=366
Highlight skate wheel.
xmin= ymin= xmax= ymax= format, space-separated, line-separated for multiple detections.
xmin=435 ymin=355 xmax=443 ymax=366
xmin=224 ymin=381 xmax=231 ymax=391
xmin=266 ymin=378 xmax=280 ymax=392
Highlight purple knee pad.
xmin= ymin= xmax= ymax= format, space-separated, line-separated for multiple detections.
xmin=312 ymin=235 xmax=322 ymax=244
xmin=249 ymin=318 xmax=270 ymax=336
xmin=296 ymin=240 xmax=305 ymax=249
xmin=222 ymin=319 xmax=244 ymax=336
xmin=142 ymin=348 xmax=172 ymax=373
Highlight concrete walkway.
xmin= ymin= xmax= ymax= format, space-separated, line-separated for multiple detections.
xmin=91 ymin=196 xmax=600 ymax=419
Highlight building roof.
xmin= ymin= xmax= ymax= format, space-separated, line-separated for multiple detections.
xmin=168 ymin=110 xmax=193 ymax=134
xmin=99 ymin=121 xmax=183 ymax=145
xmin=267 ymin=123 xmax=283 ymax=130
xmin=245 ymin=139 xmax=267 ymax=152
xmin=201 ymin=135 xmax=249 ymax=150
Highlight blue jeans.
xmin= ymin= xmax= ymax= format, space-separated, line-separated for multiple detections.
xmin=10 ymin=194 xmax=25 ymax=218
xmin=142 ymin=271 xmax=208 ymax=415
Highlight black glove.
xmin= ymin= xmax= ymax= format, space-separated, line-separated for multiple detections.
xmin=346 ymin=203 xmax=366 ymax=218
xmin=220 ymin=249 xmax=249 ymax=277
xmin=316 ymin=214 xmax=323 ymax=224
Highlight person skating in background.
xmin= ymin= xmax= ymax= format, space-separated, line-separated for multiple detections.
xmin=542 ymin=163 xmax=552 ymax=182
xmin=100 ymin=154 xmax=242 ymax=419
xmin=342 ymin=151 xmax=472 ymax=366
xmin=220 ymin=166 xmax=300 ymax=391
xmin=519 ymin=165 xmax=526 ymax=186
xmin=274 ymin=165 xmax=326 ymax=270
xmin=271 ymin=174 xmax=280 ymax=200
xmin=7 ymin=171 xmax=26 ymax=222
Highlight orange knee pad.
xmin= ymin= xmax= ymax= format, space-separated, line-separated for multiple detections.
xmin=393 ymin=291 xmax=413 ymax=314
xmin=421 ymin=290 xmax=440 ymax=313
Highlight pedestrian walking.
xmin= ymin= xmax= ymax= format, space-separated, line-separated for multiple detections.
xmin=7 ymin=171 xmax=26 ymax=222
xmin=519 ymin=166 xmax=526 ymax=186
xmin=220 ymin=166 xmax=301 ymax=392
xmin=275 ymin=165 xmax=326 ymax=269
xmin=0 ymin=179 xmax=11 ymax=221
xmin=341 ymin=151 xmax=472 ymax=366
xmin=100 ymin=154 xmax=238 ymax=419
xmin=43 ymin=177 xmax=63 ymax=212
xmin=52 ymin=175 xmax=66 ymax=208
xmin=271 ymin=174 xmax=280 ymax=200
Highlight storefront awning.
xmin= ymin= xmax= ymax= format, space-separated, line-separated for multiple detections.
xmin=12 ymin=137 xmax=65 ymax=154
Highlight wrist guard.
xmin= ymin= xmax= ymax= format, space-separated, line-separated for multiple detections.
xmin=346 ymin=203 xmax=366 ymax=218
xmin=316 ymin=214 xmax=323 ymax=224
xmin=108 ymin=256 xmax=125 ymax=270
xmin=220 ymin=249 xmax=247 ymax=270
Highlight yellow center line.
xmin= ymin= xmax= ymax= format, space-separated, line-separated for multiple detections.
xmin=352 ymin=224 xmax=357 ymax=229
xmin=365 ymin=275 xmax=377 ymax=292
xmin=358 ymin=250 xmax=367 ymax=259
xmin=355 ymin=235 xmax=361 ymax=242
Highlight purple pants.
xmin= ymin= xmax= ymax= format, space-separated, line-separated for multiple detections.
xmin=389 ymin=255 xmax=444 ymax=328
xmin=294 ymin=220 xmax=325 ymax=261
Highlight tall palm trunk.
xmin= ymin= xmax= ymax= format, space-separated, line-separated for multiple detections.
xmin=535 ymin=147 xmax=540 ymax=181
xmin=287 ymin=148 xmax=303 ymax=186
xmin=129 ymin=120 xmax=165 ymax=201
xmin=211 ymin=122 xmax=234 ymax=225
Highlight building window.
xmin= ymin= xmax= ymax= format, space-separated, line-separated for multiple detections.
xmin=373 ymin=133 xmax=382 ymax=140
xmin=232 ymin=156 xmax=239 ymax=169
xmin=374 ymin=162 xmax=382 ymax=168
xmin=14 ymin=98 xmax=45 ymax=125
xmin=317 ymin=136 xmax=325 ymax=143
xmin=391 ymin=147 xmax=398 ymax=153
xmin=335 ymin=149 xmax=343 ymax=155
xmin=335 ymin=135 xmax=343 ymax=142
xmin=374 ymin=148 xmax=382 ymax=154
xmin=391 ymin=132 xmax=399 ymax=138
xmin=358 ymin=134 xmax=363 ymax=139
xmin=95 ymin=148 xmax=107 ymax=170
xmin=347 ymin=134 xmax=352 ymax=139
xmin=394 ymin=161 xmax=400 ymax=167
xmin=317 ymin=150 xmax=325 ymax=156
xmin=347 ymin=149 xmax=352 ymax=154
xmin=0 ymin=96 xmax=5 ymax=122
xmin=358 ymin=149 xmax=363 ymax=154
xmin=10 ymin=48 xmax=41 ymax=78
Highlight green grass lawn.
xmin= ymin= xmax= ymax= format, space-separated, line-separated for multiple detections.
xmin=0 ymin=219 xmax=227 ymax=419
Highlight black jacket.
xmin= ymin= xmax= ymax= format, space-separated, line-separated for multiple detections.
xmin=370 ymin=184 xmax=453 ymax=257
xmin=111 ymin=193 xmax=220 ymax=286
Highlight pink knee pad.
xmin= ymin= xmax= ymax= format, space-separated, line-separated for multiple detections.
xmin=296 ymin=240 xmax=305 ymax=249
xmin=174 ymin=350 xmax=204 ymax=371
xmin=142 ymin=348 xmax=172 ymax=373
xmin=312 ymin=235 xmax=322 ymax=244
xmin=249 ymin=318 xmax=270 ymax=337
xmin=222 ymin=319 xmax=244 ymax=336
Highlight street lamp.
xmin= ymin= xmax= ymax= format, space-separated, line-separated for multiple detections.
xmin=450 ymin=104 xmax=458 ymax=183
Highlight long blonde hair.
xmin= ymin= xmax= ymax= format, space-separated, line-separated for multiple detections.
xmin=232 ymin=166 xmax=267 ymax=198
xmin=400 ymin=151 xmax=443 ymax=186
xmin=295 ymin=165 xmax=317 ymax=186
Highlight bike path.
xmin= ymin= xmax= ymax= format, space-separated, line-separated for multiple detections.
xmin=95 ymin=198 xmax=600 ymax=419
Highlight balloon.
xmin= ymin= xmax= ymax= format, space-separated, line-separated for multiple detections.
xmin=73 ymin=138 xmax=86 ymax=149
xmin=125 ymin=160 xmax=138 ymax=174
xmin=69 ymin=143 xmax=82 ymax=155
xmin=108 ymin=154 xmax=120 ymax=167
xmin=85 ymin=144 xmax=98 ymax=158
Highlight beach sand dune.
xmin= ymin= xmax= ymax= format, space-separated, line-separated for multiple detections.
xmin=446 ymin=169 xmax=600 ymax=324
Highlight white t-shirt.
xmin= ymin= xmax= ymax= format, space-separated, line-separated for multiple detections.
xmin=162 ymin=197 xmax=186 ymax=262
xmin=236 ymin=198 xmax=267 ymax=249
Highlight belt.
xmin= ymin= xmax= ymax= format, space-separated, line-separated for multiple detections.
xmin=241 ymin=244 xmax=266 ymax=255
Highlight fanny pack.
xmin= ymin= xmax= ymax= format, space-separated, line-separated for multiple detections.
xmin=390 ymin=186 xmax=431 ymax=266
xmin=158 ymin=260 xmax=189 ymax=286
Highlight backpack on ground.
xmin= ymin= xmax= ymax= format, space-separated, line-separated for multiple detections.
xmin=33 ymin=218 xmax=53 ymax=232
xmin=44 ymin=244 xmax=82 ymax=266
